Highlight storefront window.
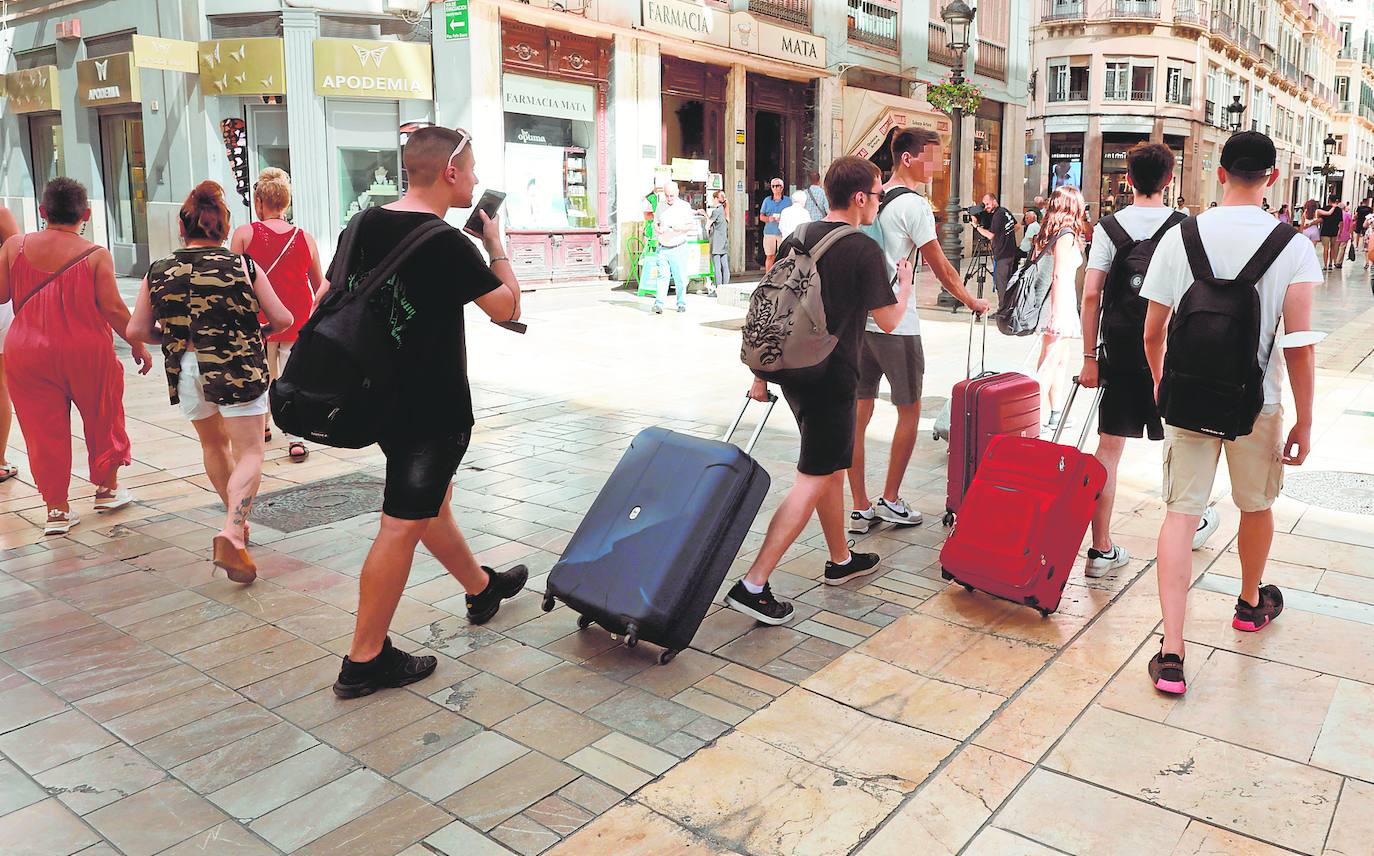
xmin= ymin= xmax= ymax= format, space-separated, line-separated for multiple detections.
xmin=1098 ymin=134 xmax=1185 ymax=214
xmin=1048 ymin=133 xmax=1084 ymax=196
xmin=337 ymin=148 xmax=400 ymax=223
xmin=502 ymin=74 xmax=599 ymax=230
xmin=973 ymin=101 xmax=1003 ymax=203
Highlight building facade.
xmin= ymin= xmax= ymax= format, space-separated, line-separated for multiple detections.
xmin=1 ymin=0 xmax=1029 ymax=281
xmin=1332 ymin=0 xmax=1374 ymax=203
xmin=1028 ymin=0 xmax=1342 ymax=216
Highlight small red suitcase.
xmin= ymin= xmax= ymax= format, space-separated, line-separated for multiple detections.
xmin=939 ymin=381 xmax=1107 ymax=617
xmin=944 ymin=317 xmax=1041 ymax=525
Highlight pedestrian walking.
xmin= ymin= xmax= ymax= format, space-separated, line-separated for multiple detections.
xmin=778 ymin=190 xmax=812 ymax=239
xmin=1318 ymin=193 xmax=1342 ymax=269
xmin=759 ymin=178 xmax=790 ymax=272
xmin=708 ymin=189 xmax=730 ymax=289
xmin=1300 ymin=199 xmax=1321 ymax=243
xmin=0 ymin=206 xmax=19 ymax=485
xmin=229 ymin=168 xmax=326 ymax=461
xmin=1276 ymin=203 xmax=1291 ymax=225
xmin=1018 ymin=209 xmax=1040 ymax=259
xmin=652 ymin=181 xmax=700 ymax=314
xmin=848 ymin=128 xmax=990 ymax=537
xmin=974 ymin=193 xmax=1020 ymax=303
xmin=325 ymin=127 xmax=527 ymax=698
xmin=1033 ymin=184 xmax=1087 ymax=430
xmin=1174 ymin=197 xmax=1188 ymax=213
xmin=725 ymin=156 xmax=916 ymax=624
xmin=1338 ymin=201 xmax=1354 ymax=266
xmin=128 ymin=181 xmax=293 ymax=582
xmin=1140 ymin=131 xmax=1319 ymax=695
xmin=1079 ymin=143 xmax=1219 ymax=581
xmin=1355 ymin=198 xmax=1371 ymax=253
xmin=0 ymin=178 xmax=151 ymax=535
xmin=803 ymin=171 xmax=828 ymax=221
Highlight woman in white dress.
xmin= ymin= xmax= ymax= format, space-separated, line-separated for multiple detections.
xmin=1031 ymin=185 xmax=1087 ymax=429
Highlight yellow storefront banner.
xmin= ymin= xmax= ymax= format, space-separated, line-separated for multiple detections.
xmin=133 ymin=34 xmax=199 ymax=74
xmin=313 ymin=38 xmax=433 ymax=101
xmin=6 ymin=66 xmax=60 ymax=114
xmin=199 ymin=38 xmax=286 ymax=96
xmin=78 ymin=53 xmax=141 ymax=108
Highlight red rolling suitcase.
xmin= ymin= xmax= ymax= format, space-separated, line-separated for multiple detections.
xmin=939 ymin=379 xmax=1107 ymax=617
xmin=944 ymin=317 xmax=1040 ymax=526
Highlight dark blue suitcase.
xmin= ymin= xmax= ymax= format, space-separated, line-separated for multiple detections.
xmin=541 ymin=395 xmax=776 ymax=664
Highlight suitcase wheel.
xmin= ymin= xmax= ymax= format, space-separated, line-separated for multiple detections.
xmin=541 ymin=593 xmax=556 ymax=613
xmin=942 ymin=510 xmax=955 ymax=527
xmin=659 ymin=649 xmax=678 ymax=665
xmin=962 ymin=583 xmax=974 ymax=593
xmin=940 ymin=568 xmax=953 ymax=580
xmin=1036 ymin=608 xmax=1052 ymax=619
xmin=576 ymin=614 xmax=594 ymax=631
xmin=624 ymin=622 xmax=639 ymax=649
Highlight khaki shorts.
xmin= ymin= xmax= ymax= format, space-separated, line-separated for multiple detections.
xmin=763 ymin=234 xmax=782 ymax=255
xmin=1162 ymin=405 xmax=1284 ymax=516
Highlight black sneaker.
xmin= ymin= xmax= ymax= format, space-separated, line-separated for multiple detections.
xmin=823 ymin=551 xmax=881 ymax=586
xmin=723 ymin=580 xmax=794 ymax=625
xmin=1147 ymin=648 xmax=1187 ymax=695
xmin=333 ymin=636 xmax=437 ymax=699
xmin=1233 ymin=584 xmax=1284 ymax=632
xmin=466 ymin=564 xmax=529 ymax=625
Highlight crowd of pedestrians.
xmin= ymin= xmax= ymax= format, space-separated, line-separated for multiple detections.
xmin=0 ymin=123 xmax=1329 ymax=701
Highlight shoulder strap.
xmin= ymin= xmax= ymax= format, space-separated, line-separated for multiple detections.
xmin=1149 ymin=210 xmax=1187 ymax=243
xmin=806 ymin=186 xmax=825 ymax=211
xmin=351 ymin=216 xmax=451 ymax=299
xmin=1098 ymin=215 xmax=1130 ymax=250
xmin=264 ymin=227 xmax=299 ymax=275
xmin=13 ymin=245 xmax=100 ymax=317
xmin=877 ymin=186 xmax=915 ymax=218
xmin=807 ymin=224 xmax=859 ymax=263
xmin=1179 ymin=217 xmax=1214 ymax=284
xmin=1234 ymin=222 xmax=1298 ymax=286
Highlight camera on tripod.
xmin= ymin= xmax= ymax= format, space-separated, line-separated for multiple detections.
xmin=960 ymin=204 xmax=989 ymax=226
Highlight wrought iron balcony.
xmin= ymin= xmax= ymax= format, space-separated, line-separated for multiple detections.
xmin=847 ymin=0 xmax=898 ymax=52
xmin=1173 ymin=0 xmax=1208 ymax=28
xmin=1048 ymin=88 xmax=1088 ymax=102
xmin=1100 ymin=0 xmax=1159 ymax=19
xmin=928 ymin=22 xmax=957 ymax=66
xmin=748 ymin=0 xmax=809 ymax=27
xmin=1042 ymin=0 xmax=1086 ymax=22
xmin=1130 ymin=88 xmax=1154 ymax=101
xmin=974 ymin=38 xmax=1006 ymax=80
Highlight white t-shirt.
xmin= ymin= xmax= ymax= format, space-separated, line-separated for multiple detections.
xmin=1087 ymin=205 xmax=1181 ymax=272
xmin=1139 ymin=205 xmax=1322 ymax=405
xmin=778 ymin=205 xmax=812 ymax=240
xmin=868 ymin=190 xmax=937 ymax=336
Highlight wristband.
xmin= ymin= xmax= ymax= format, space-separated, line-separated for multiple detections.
xmin=1083 ymin=353 xmax=1097 ymax=359
xmin=489 ymin=256 xmax=509 ymax=265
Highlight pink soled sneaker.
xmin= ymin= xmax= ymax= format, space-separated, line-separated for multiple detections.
xmin=1148 ymin=648 xmax=1187 ymax=695
xmin=1233 ymin=584 xmax=1284 ymax=632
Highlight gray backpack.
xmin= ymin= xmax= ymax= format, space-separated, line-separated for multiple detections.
xmin=741 ymin=223 xmax=857 ymax=385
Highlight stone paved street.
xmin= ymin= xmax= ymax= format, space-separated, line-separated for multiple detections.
xmin=1 ymin=268 xmax=1373 ymax=855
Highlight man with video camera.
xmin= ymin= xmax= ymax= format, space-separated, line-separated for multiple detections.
xmin=974 ymin=193 xmax=1019 ymax=303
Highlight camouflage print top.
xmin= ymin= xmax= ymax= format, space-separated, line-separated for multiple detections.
xmin=146 ymin=247 xmax=269 ymax=406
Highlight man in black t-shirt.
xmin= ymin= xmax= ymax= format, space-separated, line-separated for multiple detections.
xmin=331 ymin=127 xmax=528 ymax=699
xmin=1356 ymin=198 xmax=1371 ymax=257
xmin=724 ymin=157 xmax=913 ymax=625
xmin=1318 ymin=193 xmax=1342 ymax=270
xmin=975 ymin=193 xmax=1020 ymax=302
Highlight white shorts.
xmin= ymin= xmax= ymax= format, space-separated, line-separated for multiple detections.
xmin=177 ymin=351 xmax=269 ymax=423
xmin=0 ymin=301 xmax=13 ymax=355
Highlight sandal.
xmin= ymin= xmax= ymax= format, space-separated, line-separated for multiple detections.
xmin=43 ymin=509 xmax=79 ymax=536
xmin=287 ymin=441 xmax=309 ymax=461
xmin=0 ymin=464 xmax=17 ymax=483
xmin=212 ymin=535 xmax=257 ymax=584
xmin=264 ymin=429 xmax=272 ymax=442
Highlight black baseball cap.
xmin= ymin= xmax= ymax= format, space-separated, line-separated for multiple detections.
xmin=1220 ymin=131 xmax=1276 ymax=173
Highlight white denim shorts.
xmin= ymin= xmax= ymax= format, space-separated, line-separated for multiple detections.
xmin=177 ymin=350 xmax=269 ymax=423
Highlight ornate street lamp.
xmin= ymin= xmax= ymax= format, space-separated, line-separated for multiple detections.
xmin=1226 ymin=95 xmax=1245 ymax=133
xmin=937 ymin=0 xmax=977 ymax=287
xmin=1321 ymin=133 xmax=1338 ymax=197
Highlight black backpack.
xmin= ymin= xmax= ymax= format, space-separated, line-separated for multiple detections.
xmin=269 ymin=208 xmax=450 ymax=448
xmin=1158 ymin=218 xmax=1292 ymax=441
xmin=1097 ymin=210 xmax=1186 ymax=373
xmin=995 ymin=228 xmax=1072 ymax=336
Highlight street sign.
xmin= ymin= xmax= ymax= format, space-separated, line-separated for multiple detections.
xmin=735 ymin=130 xmax=745 ymax=145
xmin=445 ymin=0 xmax=469 ymax=40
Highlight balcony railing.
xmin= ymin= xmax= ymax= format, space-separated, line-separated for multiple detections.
xmin=1339 ymin=99 xmax=1354 ymax=114
xmin=1362 ymin=103 xmax=1374 ymax=123
xmin=1042 ymin=0 xmax=1086 ymax=22
xmin=1166 ymin=88 xmax=1190 ymax=105
xmin=928 ymin=22 xmax=957 ymax=66
xmin=1173 ymin=0 xmax=1208 ymax=27
xmin=748 ymin=0 xmax=809 ymax=26
xmin=1339 ymin=46 xmax=1358 ymax=60
xmin=1105 ymin=88 xmax=1128 ymax=101
xmin=1211 ymin=9 xmax=1237 ymax=43
xmin=1205 ymin=98 xmax=1215 ymax=120
xmin=1100 ymin=0 xmax=1159 ymax=18
xmin=847 ymin=0 xmax=898 ymax=52
xmin=974 ymin=38 xmax=1006 ymax=79
xmin=1130 ymin=88 xmax=1154 ymax=101
xmin=1048 ymin=88 xmax=1087 ymax=102
xmin=1246 ymin=32 xmax=1261 ymax=55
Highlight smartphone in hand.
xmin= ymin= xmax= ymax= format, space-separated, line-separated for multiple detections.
xmin=464 ymin=190 xmax=507 ymax=237
xmin=492 ymin=319 xmax=528 ymax=334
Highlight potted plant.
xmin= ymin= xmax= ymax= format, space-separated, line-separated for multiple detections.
xmin=925 ymin=78 xmax=983 ymax=115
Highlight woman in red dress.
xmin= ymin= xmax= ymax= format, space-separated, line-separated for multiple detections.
xmin=229 ymin=168 xmax=325 ymax=461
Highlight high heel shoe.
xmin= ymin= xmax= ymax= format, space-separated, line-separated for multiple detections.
xmin=212 ymin=535 xmax=257 ymax=584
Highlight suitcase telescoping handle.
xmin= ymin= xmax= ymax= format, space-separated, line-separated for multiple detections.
xmin=724 ymin=393 xmax=778 ymax=456
xmin=1050 ymin=376 xmax=1105 ymax=451
xmin=964 ymin=311 xmax=989 ymax=380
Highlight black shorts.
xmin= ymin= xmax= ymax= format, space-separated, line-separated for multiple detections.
xmin=378 ymin=432 xmax=471 ymax=519
xmin=1098 ymin=369 xmax=1163 ymax=441
xmin=780 ymin=385 xmax=856 ymax=476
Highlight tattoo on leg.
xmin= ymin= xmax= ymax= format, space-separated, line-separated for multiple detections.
xmin=231 ymin=495 xmax=254 ymax=527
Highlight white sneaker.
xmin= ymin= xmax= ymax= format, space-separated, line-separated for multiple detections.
xmin=874 ymin=498 xmax=922 ymax=527
xmin=94 ymin=486 xmax=134 ymax=512
xmin=1085 ymin=544 xmax=1130 ymax=578
xmin=43 ymin=510 xmax=79 ymax=536
xmin=1193 ymin=506 xmax=1221 ymax=550
xmin=849 ymin=507 xmax=877 ymax=534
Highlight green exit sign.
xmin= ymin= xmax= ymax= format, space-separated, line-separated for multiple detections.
xmin=445 ymin=0 xmax=469 ymax=40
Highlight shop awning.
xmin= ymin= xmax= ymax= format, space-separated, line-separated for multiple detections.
xmin=842 ymin=88 xmax=951 ymax=159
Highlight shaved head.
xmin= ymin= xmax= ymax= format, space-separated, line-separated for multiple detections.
xmin=404 ymin=126 xmax=469 ymax=187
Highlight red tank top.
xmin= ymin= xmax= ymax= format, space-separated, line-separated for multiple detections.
xmin=247 ymin=221 xmax=313 ymax=342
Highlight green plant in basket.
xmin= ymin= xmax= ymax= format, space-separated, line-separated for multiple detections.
xmin=925 ymin=79 xmax=983 ymax=114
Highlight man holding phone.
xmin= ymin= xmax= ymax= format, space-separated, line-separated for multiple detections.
xmin=330 ymin=126 xmax=528 ymax=699
xmin=653 ymin=181 xmax=700 ymax=314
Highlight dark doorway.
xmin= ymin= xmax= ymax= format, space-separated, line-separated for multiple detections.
xmin=744 ymin=74 xmax=815 ymax=270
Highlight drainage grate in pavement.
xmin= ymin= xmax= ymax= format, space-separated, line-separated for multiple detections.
xmin=1283 ymin=471 xmax=1374 ymax=516
xmin=249 ymin=473 xmax=386 ymax=532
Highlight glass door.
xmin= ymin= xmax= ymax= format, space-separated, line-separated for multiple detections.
xmin=99 ymin=113 xmax=150 ymax=275
xmin=28 ymin=115 xmax=65 ymax=220
xmin=247 ymin=105 xmax=292 ymax=220
xmin=325 ymin=99 xmax=400 ymax=245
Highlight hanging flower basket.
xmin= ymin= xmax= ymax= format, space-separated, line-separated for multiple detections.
xmin=925 ymin=79 xmax=983 ymax=115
